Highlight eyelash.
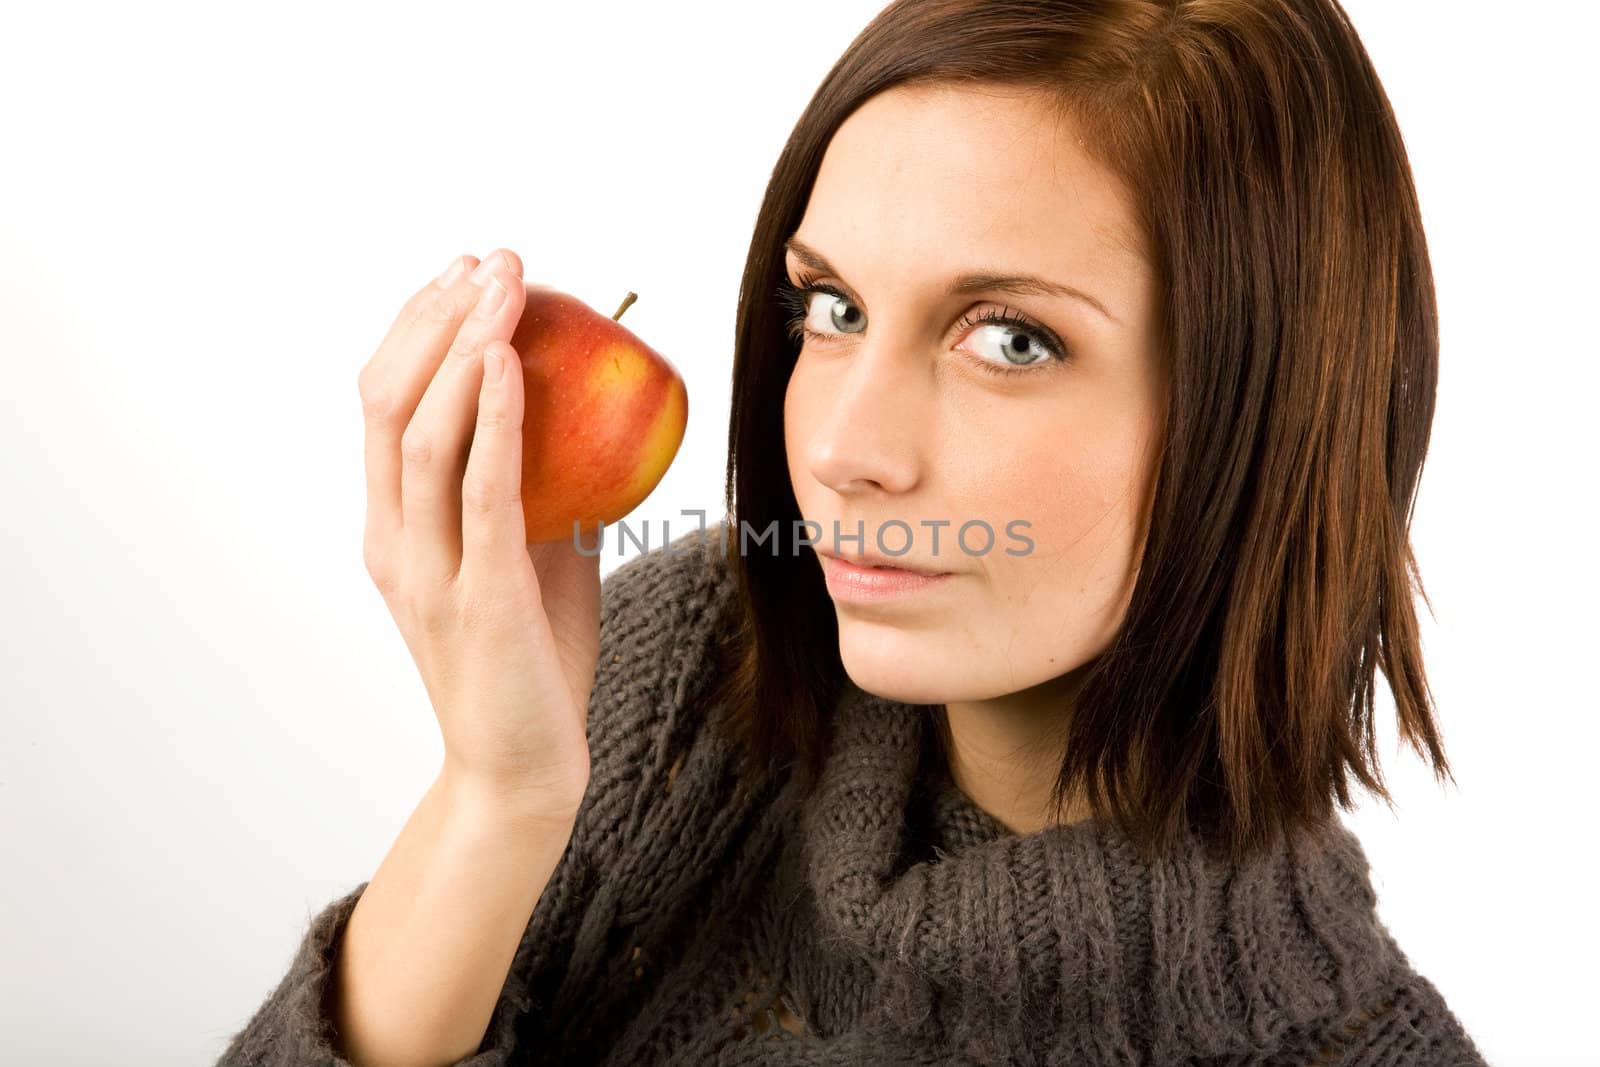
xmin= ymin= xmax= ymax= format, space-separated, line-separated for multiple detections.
xmin=772 ymin=270 xmax=1072 ymax=377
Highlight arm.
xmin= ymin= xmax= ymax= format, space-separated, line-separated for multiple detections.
xmin=215 ymin=528 xmax=727 ymax=1067
xmin=215 ymin=250 xmax=604 ymax=1067
xmin=214 ymin=770 xmax=587 ymax=1067
xmin=331 ymin=772 xmax=583 ymax=1067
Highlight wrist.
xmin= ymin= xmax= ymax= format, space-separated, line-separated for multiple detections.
xmin=435 ymin=758 xmax=590 ymax=832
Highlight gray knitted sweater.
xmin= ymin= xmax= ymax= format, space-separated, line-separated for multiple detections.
xmin=217 ymin=524 xmax=1489 ymax=1066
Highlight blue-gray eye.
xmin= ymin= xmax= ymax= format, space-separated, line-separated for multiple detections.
xmin=775 ymin=276 xmax=865 ymax=345
xmin=806 ymin=287 xmax=864 ymax=335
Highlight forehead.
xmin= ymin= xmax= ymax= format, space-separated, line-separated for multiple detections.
xmin=795 ymin=83 xmax=1147 ymax=280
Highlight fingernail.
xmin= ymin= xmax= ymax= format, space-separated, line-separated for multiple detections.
xmin=483 ymin=347 xmax=504 ymax=382
xmin=475 ymin=276 xmax=507 ymax=316
xmin=435 ymin=256 xmax=466 ymax=288
xmin=470 ymin=253 xmax=503 ymax=286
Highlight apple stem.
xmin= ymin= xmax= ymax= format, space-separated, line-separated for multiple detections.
xmin=612 ymin=292 xmax=638 ymax=321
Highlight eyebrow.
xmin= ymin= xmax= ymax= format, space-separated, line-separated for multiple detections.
xmin=783 ymin=235 xmax=1120 ymax=325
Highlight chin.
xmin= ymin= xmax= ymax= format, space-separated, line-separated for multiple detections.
xmin=836 ymin=632 xmax=969 ymax=707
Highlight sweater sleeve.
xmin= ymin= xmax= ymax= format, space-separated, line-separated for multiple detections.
xmin=1256 ymin=967 xmax=1491 ymax=1067
xmin=213 ymin=524 xmax=731 ymax=1066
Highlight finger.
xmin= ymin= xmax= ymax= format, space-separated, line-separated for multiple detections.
xmin=359 ymin=247 xmax=525 ymax=539
xmin=401 ymin=256 xmax=528 ymax=587
xmin=458 ymin=337 xmax=533 ymax=593
xmin=359 ymin=252 xmax=482 ymax=553
xmin=364 ymin=251 xmax=495 ymax=388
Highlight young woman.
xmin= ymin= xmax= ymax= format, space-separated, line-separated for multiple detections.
xmin=219 ymin=1 xmax=1488 ymax=1064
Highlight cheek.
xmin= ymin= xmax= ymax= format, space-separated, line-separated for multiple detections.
xmin=1020 ymin=448 xmax=1139 ymax=564
xmin=948 ymin=404 xmax=1147 ymax=561
xmin=961 ymin=420 xmax=1155 ymax=661
xmin=782 ymin=364 xmax=809 ymax=496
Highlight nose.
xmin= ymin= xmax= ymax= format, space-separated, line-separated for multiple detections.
xmin=803 ymin=340 xmax=924 ymax=497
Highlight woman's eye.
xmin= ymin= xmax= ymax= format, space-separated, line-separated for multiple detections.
xmin=962 ymin=322 xmax=1054 ymax=370
xmin=802 ymin=289 xmax=865 ymax=336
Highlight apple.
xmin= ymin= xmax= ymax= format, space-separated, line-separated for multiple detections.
xmin=505 ymin=283 xmax=688 ymax=544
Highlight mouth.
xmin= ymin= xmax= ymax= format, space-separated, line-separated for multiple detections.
xmin=816 ymin=550 xmax=957 ymax=603
xmin=816 ymin=549 xmax=951 ymax=577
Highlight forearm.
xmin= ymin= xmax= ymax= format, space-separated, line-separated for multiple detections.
xmin=330 ymin=768 xmax=583 ymax=1067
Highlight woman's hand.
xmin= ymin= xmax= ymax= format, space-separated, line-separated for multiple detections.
xmin=356 ymin=249 xmax=602 ymax=819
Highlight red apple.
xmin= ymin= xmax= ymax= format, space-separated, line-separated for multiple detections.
xmin=505 ymin=284 xmax=688 ymax=544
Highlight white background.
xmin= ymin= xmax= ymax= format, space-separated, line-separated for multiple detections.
xmin=1 ymin=2 xmax=1594 ymax=1063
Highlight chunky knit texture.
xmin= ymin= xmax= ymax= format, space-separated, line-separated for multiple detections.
xmin=217 ymin=522 xmax=1489 ymax=1066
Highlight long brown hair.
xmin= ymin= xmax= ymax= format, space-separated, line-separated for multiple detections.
xmin=702 ymin=0 xmax=1449 ymax=864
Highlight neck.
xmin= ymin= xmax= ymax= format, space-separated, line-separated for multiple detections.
xmin=934 ymin=669 xmax=1093 ymax=835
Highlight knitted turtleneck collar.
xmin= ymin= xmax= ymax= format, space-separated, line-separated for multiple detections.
xmin=785 ymin=678 xmax=1411 ymax=1062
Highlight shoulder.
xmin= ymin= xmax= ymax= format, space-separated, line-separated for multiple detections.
xmin=589 ymin=520 xmax=735 ymax=724
xmin=594 ymin=520 xmax=733 ymax=657
xmin=573 ymin=521 xmax=737 ymax=855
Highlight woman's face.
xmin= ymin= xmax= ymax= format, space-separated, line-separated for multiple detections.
xmin=783 ymin=83 xmax=1167 ymax=707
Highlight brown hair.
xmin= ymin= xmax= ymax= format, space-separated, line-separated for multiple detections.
xmin=702 ymin=0 xmax=1451 ymax=864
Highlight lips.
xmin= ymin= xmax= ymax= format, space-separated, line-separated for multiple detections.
xmin=818 ymin=551 xmax=956 ymax=603
xmin=816 ymin=548 xmax=950 ymax=577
